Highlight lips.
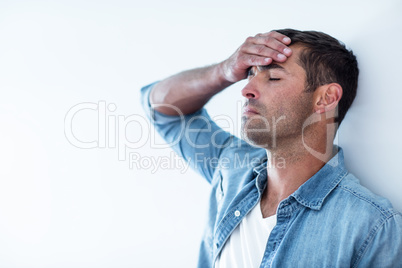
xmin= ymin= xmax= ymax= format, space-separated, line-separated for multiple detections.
xmin=243 ymin=106 xmax=259 ymax=116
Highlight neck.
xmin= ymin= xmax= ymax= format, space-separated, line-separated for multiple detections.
xmin=260 ymin=124 xmax=336 ymax=217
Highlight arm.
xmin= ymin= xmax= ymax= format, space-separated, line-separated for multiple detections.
xmin=141 ymin=31 xmax=292 ymax=182
xmin=150 ymin=31 xmax=293 ymax=115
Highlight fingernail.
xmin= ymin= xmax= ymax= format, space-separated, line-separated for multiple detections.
xmin=284 ymin=48 xmax=292 ymax=55
xmin=283 ymin=37 xmax=291 ymax=43
xmin=278 ymin=54 xmax=286 ymax=60
xmin=264 ymin=58 xmax=271 ymax=62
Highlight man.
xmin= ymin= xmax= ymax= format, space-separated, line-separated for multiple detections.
xmin=141 ymin=29 xmax=402 ymax=267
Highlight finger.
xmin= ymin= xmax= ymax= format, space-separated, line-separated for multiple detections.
xmin=239 ymin=54 xmax=273 ymax=67
xmin=257 ymin=31 xmax=292 ymax=45
xmin=252 ymin=35 xmax=292 ymax=57
xmin=241 ymin=43 xmax=288 ymax=63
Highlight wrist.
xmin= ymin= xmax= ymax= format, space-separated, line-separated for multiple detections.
xmin=215 ymin=61 xmax=236 ymax=87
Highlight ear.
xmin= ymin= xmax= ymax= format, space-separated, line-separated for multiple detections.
xmin=313 ymin=83 xmax=343 ymax=114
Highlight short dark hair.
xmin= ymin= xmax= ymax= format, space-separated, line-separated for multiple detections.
xmin=275 ymin=29 xmax=359 ymax=126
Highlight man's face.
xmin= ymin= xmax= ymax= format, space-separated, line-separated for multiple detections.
xmin=241 ymin=45 xmax=315 ymax=149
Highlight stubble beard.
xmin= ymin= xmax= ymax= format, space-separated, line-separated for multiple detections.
xmin=241 ymin=115 xmax=272 ymax=148
xmin=241 ymin=95 xmax=313 ymax=151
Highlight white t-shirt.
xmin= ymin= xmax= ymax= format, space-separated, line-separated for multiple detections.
xmin=215 ymin=201 xmax=277 ymax=268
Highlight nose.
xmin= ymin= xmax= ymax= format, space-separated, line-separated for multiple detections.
xmin=241 ymin=81 xmax=260 ymax=100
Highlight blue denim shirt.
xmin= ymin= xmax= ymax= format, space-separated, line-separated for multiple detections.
xmin=141 ymin=82 xmax=402 ymax=268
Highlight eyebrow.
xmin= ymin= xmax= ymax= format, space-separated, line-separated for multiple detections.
xmin=257 ymin=64 xmax=288 ymax=73
xmin=248 ymin=63 xmax=289 ymax=77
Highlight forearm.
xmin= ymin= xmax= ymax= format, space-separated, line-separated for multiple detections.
xmin=150 ymin=62 xmax=233 ymax=115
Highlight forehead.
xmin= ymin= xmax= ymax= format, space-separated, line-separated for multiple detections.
xmin=250 ymin=44 xmax=307 ymax=79
xmin=274 ymin=45 xmax=305 ymax=72
xmin=258 ymin=45 xmax=306 ymax=80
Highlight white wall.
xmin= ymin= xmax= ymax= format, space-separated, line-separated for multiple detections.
xmin=0 ymin=0 xmax=401 ymax=267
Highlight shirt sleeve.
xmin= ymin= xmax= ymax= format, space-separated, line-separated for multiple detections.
xmin=140 ymin=81 xmax=239 ymax=183
xmin=355 ymin=212 xmax=402 ymax=268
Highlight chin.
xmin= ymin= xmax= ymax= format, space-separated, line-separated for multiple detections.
xmin=241 ymin=117 xmax=272 ymax=148
xmin=241 ymin=129 xmax=271 ymax=149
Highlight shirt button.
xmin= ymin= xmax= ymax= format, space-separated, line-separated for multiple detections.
xmin=234 ymin=210 xmax=241 ymax=217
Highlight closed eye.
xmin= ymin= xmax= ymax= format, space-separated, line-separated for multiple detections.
xmin=269 ymin=78 xmax=280 ymax=81
xmin=247 ymin=68 xmax=254 ymax=78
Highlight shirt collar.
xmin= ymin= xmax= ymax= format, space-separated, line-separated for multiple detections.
xmin=253 ymin=156 xmax=268 ymax=193
xmin=253 ymin=146 xmax=348 ymax=210
xmin=291 ymin=146 xmax=348 ymax=210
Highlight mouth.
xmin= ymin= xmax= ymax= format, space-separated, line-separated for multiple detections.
xmin=243 ymin=106 xmax=259 ymax=116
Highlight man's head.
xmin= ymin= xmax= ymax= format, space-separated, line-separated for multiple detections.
xmin=275 ymin=29 xmax=359 ymax=125
xmin=241 ymin=29 xmax=359 ymax=150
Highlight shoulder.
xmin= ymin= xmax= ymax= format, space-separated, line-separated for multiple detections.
xmin=330 ymin=173 xmax=402 ymax=251
xmin=335 ymin=173 xmax=399 ymax=219
xmin=320 ymin=172 xmax=402 ymax=243
xmin=325 ymin=173 xmax=402 ymax=266
xmin=335 ymin=174 xmax=402 ymax=267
